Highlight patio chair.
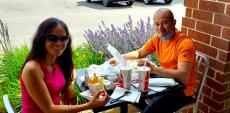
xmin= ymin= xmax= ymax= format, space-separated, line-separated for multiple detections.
xmin=175 ymin=51 xmax=209 ymax=113
xmin=3 ymin=94 xmax=17 ymax=113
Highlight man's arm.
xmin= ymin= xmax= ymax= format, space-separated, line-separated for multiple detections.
xmin=123 ymin=47 xmax=152 ymax=60
xmin=109 ymin=47 xmax=152 ymax=65
xmin=152 ymin=61 xmax=192 ymax=83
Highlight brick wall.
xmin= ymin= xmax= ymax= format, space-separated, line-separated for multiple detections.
xmin=181 ymin=0 xmax=230 ymax=113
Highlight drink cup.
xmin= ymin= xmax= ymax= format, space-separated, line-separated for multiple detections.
xmin=120 ymin=67 xmax=131 ymax=90
xmin=138 ymin=67 xmax=150 ymax=92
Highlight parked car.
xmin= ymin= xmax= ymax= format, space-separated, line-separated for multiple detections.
xmin=143 ymin=0 xmax=173 ymax=4
xmin=86 ymin=0 xmax=134 ymax=7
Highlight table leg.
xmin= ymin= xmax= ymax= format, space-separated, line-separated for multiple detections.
xmin=120 ymin=103 xmax=128 ymax=113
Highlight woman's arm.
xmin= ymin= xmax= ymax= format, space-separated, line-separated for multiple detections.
xmin=62 ymin=69 xmax=77 ymax=105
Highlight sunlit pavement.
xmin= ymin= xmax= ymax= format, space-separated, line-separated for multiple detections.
xmin=0 ymin=0 xmax=185 ymax=47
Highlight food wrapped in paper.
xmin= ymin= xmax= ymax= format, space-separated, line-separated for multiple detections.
xmin=87 ymin=74 xmax=104 ymax=95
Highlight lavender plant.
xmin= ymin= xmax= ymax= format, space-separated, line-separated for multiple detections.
xmin=84 ymin=16 xmax=155 ymax=58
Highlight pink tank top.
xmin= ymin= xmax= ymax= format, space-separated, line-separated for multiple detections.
xmin=20 ymin=61 xmax=66 ymax=113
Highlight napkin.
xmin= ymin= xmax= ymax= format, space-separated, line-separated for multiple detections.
xmin=148 ymin=86 xmax=167 ymax=92
xmin=110 ymin=86 xmax=141 ymax=103
xmin=107 ymin=44 xmax=126 ymax=66
xmin=79 ymin=90 xmax=104 ymax=100
xmin=148 ymin=78 xmax=178 ymax=87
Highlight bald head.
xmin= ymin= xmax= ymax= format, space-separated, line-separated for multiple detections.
xmin=154 ymin=8 xmax=174 ymax=22
xmin=153 ymin=8 xmax=176 ymax=37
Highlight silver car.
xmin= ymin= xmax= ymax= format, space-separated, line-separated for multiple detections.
xmin=86 ymin=0 xmax=134 ymax=7
xmin=143 ymin=0 xmax=173 ymax=4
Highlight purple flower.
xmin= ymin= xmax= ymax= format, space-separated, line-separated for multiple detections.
xmin=84 ymin=16 xmax=155 ymax=58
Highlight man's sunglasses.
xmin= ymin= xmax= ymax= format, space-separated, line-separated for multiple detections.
xmin=46 ymin=34 xmax=69 ymax=42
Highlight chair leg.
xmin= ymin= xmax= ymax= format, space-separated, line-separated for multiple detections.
xmin=193 ymin=106 xmax=196 ymax=113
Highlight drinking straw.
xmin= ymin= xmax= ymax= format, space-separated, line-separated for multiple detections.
xmin=144 ymin=59 xmax=147 ymax=69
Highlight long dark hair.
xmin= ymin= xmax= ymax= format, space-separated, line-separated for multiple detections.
xmin=21 ymin=17 xmax=74 ymax=85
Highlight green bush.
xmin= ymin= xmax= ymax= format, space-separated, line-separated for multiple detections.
xmin=73 ymin=43 xmax=106 ymax=69
xmin=0 ymin=45 xmax=29 ymax=112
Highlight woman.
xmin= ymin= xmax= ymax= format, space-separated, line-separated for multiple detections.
xmin=20 ymin=18 xmax=109 ymax=113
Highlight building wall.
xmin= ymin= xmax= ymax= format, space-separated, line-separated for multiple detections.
xmin=181 ymin=0 xmax=230 ymax=113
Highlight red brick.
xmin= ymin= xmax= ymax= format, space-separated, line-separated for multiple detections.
xmin=211 ymin=36 xmax=230 ymax=51
xmin=218 ymin=0 xmax=230 ymax=3
xmin=215 ymin=72 xmax=224 ymax=83
xmin=206 ymin=76 xmax=227 ymax=93
xmin=212 ymin=90 xmax=230 ymax=102
xmin=196 ymin=21 xmax=221 ymax=37
xmin=194 ymin=41 xmax=218 ymax=58
xmin=203 ymin=95 xmax=224 ymax=111
xmin=229 ymin=83 xmax=230 ymax=90
xmin=219 ymin=50 xmax=230 ymax=62
xmin=209 ymin=58 xmax=226 ymax=73
xmin=222 ymin=27 xmax=230 ymax=40
xmin=203 ymin=85 xmax=212 ymax=96
xmin=184 ymin=0 xmax=198 ymax=8
xmin=188 ymin=29 xmax=211 ymax=44
xmin=182 ymin=17 xmax=196 ymax=29
xmin=224 ymin=100 xmax=230 ymax=110
xmin=181 ymin=27 xmax=188 ymax=35
xmin=209 ymin=109 xmax=218 ymax=113
xmin=186 ymin=8 xmax=193 ymax=18
xmin=221 ymin=107 xmax=230 ymax=113
xmin=187 ymin=108 xmax=193 ymax=113
xmin=227 ymin=4 xmax=230 ymax=16
xmin=180 ymin=109 xmax=187 ymax=113
xmin=207 ymin=68 xmax=215 ymax=78
xmin=199 ymin=0 xmax=225 ymax=14
xmin=198 ymin=102 xmax=209 ymax=113
xmin=193 ymin=9 xmax=213 ymax=22
xmin=225 ymin=63 xmax=230 ymax=73
xmin=214 ymin=14 xmax=230 ymax=28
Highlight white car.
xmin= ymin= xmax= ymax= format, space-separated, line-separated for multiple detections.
xmin=86 ymin=0 xmax=134 ymax=7
xmin=143 ymin=0 xmax=173 ymax=4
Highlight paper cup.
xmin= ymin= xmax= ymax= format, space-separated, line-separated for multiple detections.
xmin=120 ymin=67 xmax=131 ymax=90
xmin=138 ymin=67 xmax=150 ymax=92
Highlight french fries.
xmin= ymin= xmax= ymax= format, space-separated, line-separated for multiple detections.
xmin=87 ymin=74 xmax=103 ymax=84
xmin=87 ymin=73 xmax=104 ymax=95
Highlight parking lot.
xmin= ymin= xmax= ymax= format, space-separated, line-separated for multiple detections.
xmin=0 ymin=0 xmax=184 ymax=47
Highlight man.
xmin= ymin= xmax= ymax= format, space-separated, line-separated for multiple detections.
xmin=110 ymin=8 xmax=196 ymax=113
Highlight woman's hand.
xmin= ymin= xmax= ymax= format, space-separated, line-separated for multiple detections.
xmin=88 ymin=90 xmax=109 ymax=108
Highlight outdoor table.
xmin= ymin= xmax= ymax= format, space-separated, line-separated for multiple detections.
xmin=75 ymin=68 xmax=185 ymax=113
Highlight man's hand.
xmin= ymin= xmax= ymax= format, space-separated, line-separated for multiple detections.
xmin=136 ymin=59 xmax=157 ymax=73
xmin=109 ymin=58 xmax=119 ymax=66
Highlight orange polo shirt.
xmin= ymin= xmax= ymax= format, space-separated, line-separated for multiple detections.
xmin=143 ymin=29 xmax=196 ymax=96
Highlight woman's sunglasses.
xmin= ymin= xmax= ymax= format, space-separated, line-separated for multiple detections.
xmin=46 ymin=34 xmax=69 ymax=42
